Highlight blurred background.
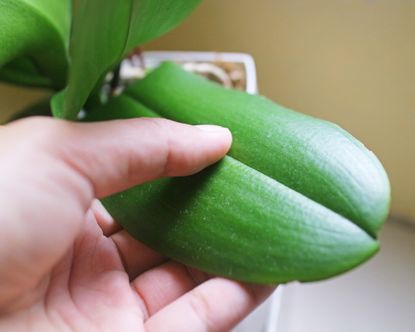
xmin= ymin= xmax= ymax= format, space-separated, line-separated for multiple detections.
xmin=1 ymin=0 xmax=414 ymax=330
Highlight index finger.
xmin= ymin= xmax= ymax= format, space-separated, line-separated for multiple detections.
xmin=145 ymin=278 xmax=275 ymax=331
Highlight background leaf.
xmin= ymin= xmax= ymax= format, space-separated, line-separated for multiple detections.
xmin=52 ymin=0 xmax=202 ymax=120
xmin=0 ymin=57 xmax=53 ymax=88
xmin=0 ymin=0 xmax=70 ymax=89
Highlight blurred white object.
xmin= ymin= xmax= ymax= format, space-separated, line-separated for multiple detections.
xmin=120 ymin=51 xmax=258 ymax=94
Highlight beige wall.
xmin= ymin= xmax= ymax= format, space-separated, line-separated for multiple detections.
xmin=0 ymin=0 xmax=413 ymax=219
xmin=148 ymin=0 xmax=415 ymax=220
xmin=0 ymin=84 xmax=46 ymax=121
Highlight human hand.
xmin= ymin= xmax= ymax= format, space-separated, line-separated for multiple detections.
xmin=0 ymin=117 xmax=274 ymax=331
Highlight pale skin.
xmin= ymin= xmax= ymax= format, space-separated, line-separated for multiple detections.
xmin=0 ymin=117 xmax=274 ymax=332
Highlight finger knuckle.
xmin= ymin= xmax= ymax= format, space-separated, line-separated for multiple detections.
xmin=15 ymin=117 xmax=66 ymax=149
xmin=138 ymin=118 xmax=174 ymax=176
xmin=188 ymin=288 xmax=216 ymax=330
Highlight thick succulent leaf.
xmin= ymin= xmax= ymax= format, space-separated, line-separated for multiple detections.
xmin=84 ymin=95 xmax=379 ymax=283
xmin=0 ymin=0 xmax=70 ymax=88
xmin=104 ymin=156 xmax=378 ymax=283
xmin=51 ymin=0 xmax=201 ymax=120
xmin=127 ymin=63 xmax=391 ymax=237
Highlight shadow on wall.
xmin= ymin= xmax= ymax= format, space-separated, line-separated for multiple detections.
xmin=147 ymin=0 xmax=415 ymax=221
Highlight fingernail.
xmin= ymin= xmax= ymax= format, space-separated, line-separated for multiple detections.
xmin=92 ymin=199 xmax=113 ymax=223
xmin=196 ymin=124 xmax=230 ymax=134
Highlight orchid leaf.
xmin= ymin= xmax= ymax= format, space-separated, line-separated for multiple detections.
xmin=51 ymin=0 xmax=202 ymax=120
xmin=79 ymin=90 xmax=386 ymax=283
xmin=0 ymin=57 xmax=53 ymax=89
xmin=0 ymin=0 xmax=70 ymax=89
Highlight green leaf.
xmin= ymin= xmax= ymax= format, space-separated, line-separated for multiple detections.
xmin=104 ymin=154 xmax=378 ymax=283
xmin=0 ymin=0 xmax=70 ymax=89
xmin=127 ymin=63 xmax=391 ymax=237
xmin=0 ymin=57 xmax=53 ymax=89
xmin=52 ymin=0 xmax=202 ymax=120
xmin=83 ymin=93 xmax=381 ymax=283
xmin=83 ymin=94 xmax=158 ymax=121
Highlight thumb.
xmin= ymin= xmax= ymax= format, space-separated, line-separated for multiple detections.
xmin=3 ymin=116 xmax=232 ymax=198
xmin=0 ymin=116 xmax=231 ymax=309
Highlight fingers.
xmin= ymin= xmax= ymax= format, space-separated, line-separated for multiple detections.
xmin=0 ymin=117 xmax=231 ymax=309
xmin=131 ymin=261 xmax=210 ymax=319
xmin=145 ymin=278 xmax=275 ymax=332
xmin=111 ymin=230 xmax=166 ymax=279
xmin=95 ymin=201 xmax=166 ymax=278
xmin=91 ymin=200 xmax=121 ymax=236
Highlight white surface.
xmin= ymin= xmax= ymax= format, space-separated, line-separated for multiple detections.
xmin=233 ymin=287 xmax=285 ymax=332
xmin=121 ymin=51 xmax=258 ymax=94
xmin=233 ymin=292 xmax=275 ymax=332
xmin=276 ymin=220 xmax=415 ymax=332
